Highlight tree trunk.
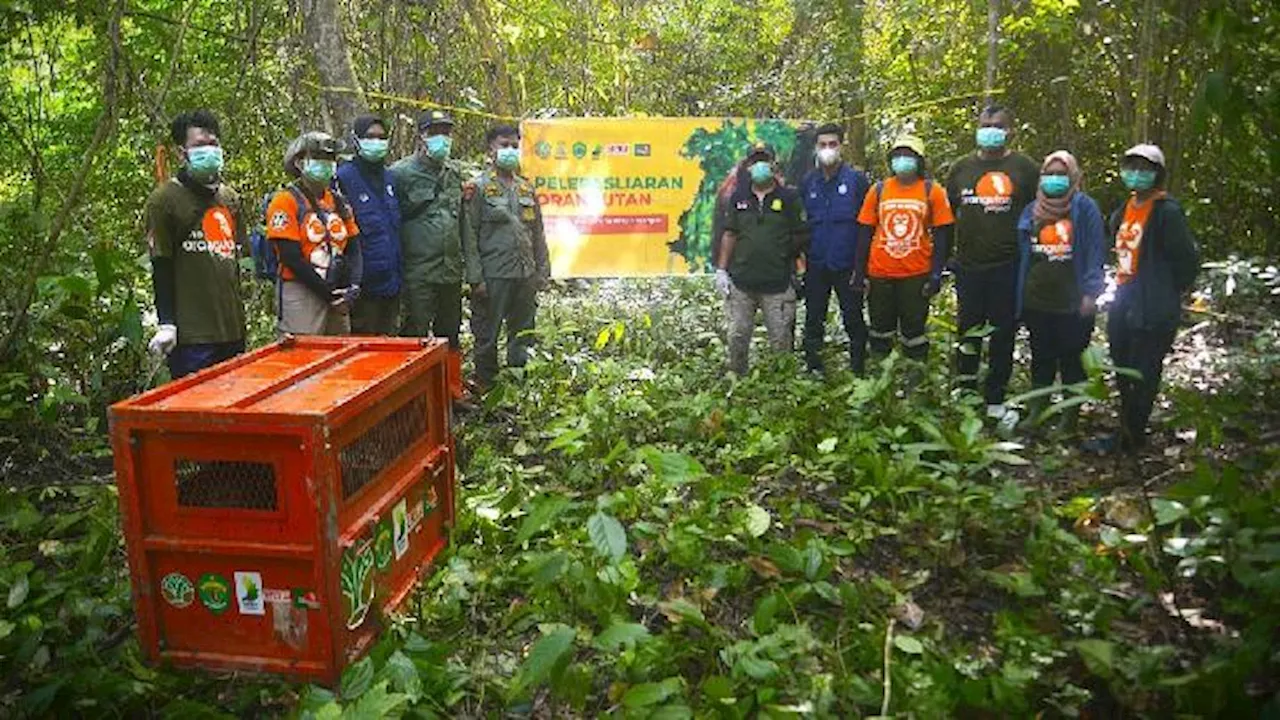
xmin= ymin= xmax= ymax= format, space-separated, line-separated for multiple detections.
xmin=300 ymin=0 xmax=367 ymax=132
xmin=1132 ymin=0 xmax=1156 ymax=143
xmin=843 ymin=0 xmax=867 ymax=167
xmin=984 ymin=0 xmax=1000 ymax=102
xmin=459 ymin=0 xmax=514 ymax=117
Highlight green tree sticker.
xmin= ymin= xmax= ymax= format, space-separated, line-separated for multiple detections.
xmin=160 ymin=572 xmax=194 ymax=609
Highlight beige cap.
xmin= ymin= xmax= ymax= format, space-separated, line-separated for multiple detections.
xmin=1123 ymin=143 xmax=1166 ymax=167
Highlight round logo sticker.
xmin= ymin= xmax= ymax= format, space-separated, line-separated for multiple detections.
xmin=374 ymin=519 xmax=393 ymax=571
xmin=198 ymin=573 xmax=232 ymax=614
xmin=161 ymin=572 xmax=195 ymax=609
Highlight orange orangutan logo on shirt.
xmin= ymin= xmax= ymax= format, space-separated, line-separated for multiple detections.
xmin=198 ymin=206 xmax=238 ymax=260
xmin=1034 ymin=219 xmax=1073 ymax=262
xmin=1116 ymin=193 xmax=1162 ymax=285
xmin=857 ymin=178 xmax=956 ymax=279
xmin=972 ymin=171 xmax=1015 ymax=213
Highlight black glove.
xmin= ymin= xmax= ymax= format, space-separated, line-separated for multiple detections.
xmin=922 ymin=275 xmax=942 ymax=298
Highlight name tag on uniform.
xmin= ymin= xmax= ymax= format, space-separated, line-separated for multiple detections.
xmin=838 ymin=184 xmax=848 ymax=195
xmin=770 ymin=198 xmax=783 ymax=211
xmin=735 ymin=200 xmax=749 ymax=210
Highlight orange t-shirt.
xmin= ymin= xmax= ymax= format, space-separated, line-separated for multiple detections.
xmin=265 ymin=187 xmax=360 ymax=281
xmin=857 ymin=177 xmax=955 ymax=278
xmin=1115 ymin=193 xmax=1164 ymax=285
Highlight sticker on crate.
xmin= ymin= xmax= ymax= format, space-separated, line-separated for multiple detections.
xmin=161 ymin=572 xmax=195 ymax=608
xmin=234 ymin=571 xmax=265 ymax=615
xmin=263 ymin=588 xmax=290 ymax=604
xmin=198 ymin=573 xmax=231 ymax=614
xmin=406 ymin=495 xmax=424 ymax=531
xmin=424 ymin=485 xmax=438 ymax=514
xmin=341 ymin=538 xmax=376 ymax=629
xmin=392 ymin=498 xmax=410 ymax=560
xmin=292 ymin=588 xmax=321 ymax=610
xmin=374 ymin=519 xmax=394 ymax=571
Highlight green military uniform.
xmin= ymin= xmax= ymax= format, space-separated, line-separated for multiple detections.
xmin=465 ymin=168 xmax=550 ymax=385
xmin=390 ymin=153 xmax=471 ymax=343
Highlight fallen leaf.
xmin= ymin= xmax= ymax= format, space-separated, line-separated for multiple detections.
xmin=746 ymin=556 xmax=781 ymax=579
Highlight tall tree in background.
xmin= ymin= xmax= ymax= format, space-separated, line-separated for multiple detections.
xmin=985 ymin=0 xmax=1000 ymax=102
xmin=301 ymin=0 xmax=367 ymax=130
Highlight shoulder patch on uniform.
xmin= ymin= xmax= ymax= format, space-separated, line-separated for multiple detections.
xmin=770 ymin=198 xmax=784 ymax=212
xmin=483 ymin=183 xmax=502 ymax=197
xmin=270 ymin=211 xmax=289 ymax=230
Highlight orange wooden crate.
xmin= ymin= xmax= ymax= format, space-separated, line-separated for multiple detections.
xmin=109 ymin=336 xmax=456 ymax=684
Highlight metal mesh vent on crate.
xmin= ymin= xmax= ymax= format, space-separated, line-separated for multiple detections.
xmin=175 ymin=459 xmax=278 ymax=510
xmin=340 ymin=394 xmax=428 ymax=499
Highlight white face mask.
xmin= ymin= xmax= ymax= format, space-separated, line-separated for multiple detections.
xmin=817 ymin=147 xmax=841 ymax=167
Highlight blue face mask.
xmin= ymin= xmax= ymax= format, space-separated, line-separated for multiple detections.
xmin=1039 ymin=174 xmax=1071 ymax=197
xmin=1121 ymin=169 xmax=1157 ymax=191
xmin=424 ymin=134 xmax=452 ymax=161
xmin=301 ymin=158 xmax=336 ymax=183
xmin=749 ymin=161 xmax=773 ymax=184
xmin=890 ymin=155 xmax=919 ymax=177
xmin=357 ymin=138 xmax=389 ymax=163
xmin=495 ymin=147 xmax=520 ymax=171
xmin=976 ymin=126 xmax=1008 ymax=150
xmin=186 ymin=145 xmax=224 ymax=179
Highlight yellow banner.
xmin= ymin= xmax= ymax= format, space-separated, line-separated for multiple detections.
xmin=520 ymin=117 xmax=809 ymax=277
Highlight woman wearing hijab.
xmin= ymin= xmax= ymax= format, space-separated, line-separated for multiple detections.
xmin=1015 ymin=151 xmax=1105 ymax=431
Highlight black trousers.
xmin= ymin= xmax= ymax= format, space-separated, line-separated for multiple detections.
xmin=867 ymin=274 xmax=930 ymax=361
xmin=803 ymin=266 xmax=867 ymax=372
xmin=1023 ymin=308 xmax=1094 ymax=388
xmin=1107 ymin=309 xmax=1177 ymax=445
xmin=955 ymin=261 xmax=1018 ymax=405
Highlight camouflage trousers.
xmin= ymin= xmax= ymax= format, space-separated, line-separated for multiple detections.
xmin=725 ymin=285 xmax=796 ymax=374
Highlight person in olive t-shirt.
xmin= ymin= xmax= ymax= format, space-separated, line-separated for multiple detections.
xmin=143 ymin=110 xmax=246 ymax=379
xmin=716 ymin=143 xmax=809 ymax=375
xmin=946 ymin=104 xmax=1038 ymax=420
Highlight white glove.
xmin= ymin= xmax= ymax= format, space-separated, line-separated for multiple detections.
xmin=714 ymin=269 xmax=733 ymax=298
xmin=148 ymin=324 xmax=177 ymax=356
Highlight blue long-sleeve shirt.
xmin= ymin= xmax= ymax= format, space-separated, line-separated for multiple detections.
xmin=801 ymin=164 xmax=871 ymax=272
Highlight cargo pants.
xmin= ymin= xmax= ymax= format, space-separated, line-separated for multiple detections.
xmin=725 ymin=285 xmax=796 ymax=374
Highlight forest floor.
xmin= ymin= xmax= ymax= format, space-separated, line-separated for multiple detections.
xmin=1 ymin=267 xmax=1278 ymax=719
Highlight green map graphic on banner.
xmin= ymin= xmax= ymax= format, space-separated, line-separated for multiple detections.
xmin=672 ymin=119 xmax=805 ymax=272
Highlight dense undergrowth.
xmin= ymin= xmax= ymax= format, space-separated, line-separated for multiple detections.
xmin=2 ymin=270 xmax=1279 ymax=718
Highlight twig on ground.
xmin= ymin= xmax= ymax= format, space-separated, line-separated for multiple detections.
xmin=881 ymin=618 xmax=896 ymax=718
